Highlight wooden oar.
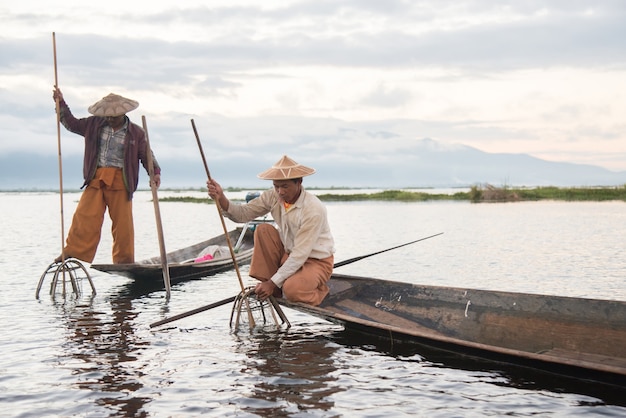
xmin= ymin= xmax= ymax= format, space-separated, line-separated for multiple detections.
xmin=52 ymin=32 xmax=66 ymax=264
xmin=149 ymin=233 xmax=443 ymax=328
xmin=142 ymin=115 xmax=171 ymax=299
xmin=190 ymin=119 xmax=255 ymax=325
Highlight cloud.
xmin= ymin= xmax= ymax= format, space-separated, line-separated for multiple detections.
xmin=1 ymin=0 xmax=626 ymax=186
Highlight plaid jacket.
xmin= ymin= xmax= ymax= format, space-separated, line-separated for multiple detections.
xmin=57 ymin=99 xmax=161 ymax=199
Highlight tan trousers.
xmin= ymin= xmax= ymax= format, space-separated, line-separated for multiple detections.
xmin=63 ymin=167 xmax=134 ymax=264
xmin=249 ymin=223 xmax=333 ymax=306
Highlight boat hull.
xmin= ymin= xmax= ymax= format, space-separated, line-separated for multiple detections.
xmin=282 ymin=273 xmax=626 ymax=386
xmin=91 ymin=227 xmax=254 ymax=284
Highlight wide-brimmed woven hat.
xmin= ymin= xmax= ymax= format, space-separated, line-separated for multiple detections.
xmin=257 ymin=155 xmax=316 ymax=180
xmin=88 ymin=93 xmax=139 ymax=117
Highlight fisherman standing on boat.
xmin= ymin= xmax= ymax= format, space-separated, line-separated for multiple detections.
xmin=52 ymin=88 xmax=161 ymax=264
xmin=207 ymin=155 xmax=335 ymax=306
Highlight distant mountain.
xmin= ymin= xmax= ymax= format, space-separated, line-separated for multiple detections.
xmin=1 ymin=140 xmax=624 ymax=190
xmin=308 ymin=139 xmax=626 ymax=188
xmin=397 ymin=139 xmax=626 ymax=188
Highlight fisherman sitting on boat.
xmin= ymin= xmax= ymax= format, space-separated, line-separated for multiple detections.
xmin=207 ymin=155 xmax=335 ymax=306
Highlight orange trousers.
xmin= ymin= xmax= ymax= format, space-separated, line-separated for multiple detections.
xmin=249 ymin=223 xmax=333 ymax=306
xmin=63 ymin=167 xmax=134 ymax=264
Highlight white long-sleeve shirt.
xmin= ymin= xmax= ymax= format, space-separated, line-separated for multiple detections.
xmin=223 ymin=187 xmax=335 ymax=287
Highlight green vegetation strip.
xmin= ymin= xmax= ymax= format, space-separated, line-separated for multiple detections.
xmin=159 ymin=185 xmax=626 ymax=203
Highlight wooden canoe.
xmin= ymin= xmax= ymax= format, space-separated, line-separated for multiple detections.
xmin=91 ymin=227 xmax=254 ymax=284
xmin=281 ymin=273 xmax=626 ymax=386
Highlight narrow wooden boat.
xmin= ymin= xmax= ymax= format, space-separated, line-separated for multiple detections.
xmin=92 ymin=227 xmax=255 ymax=284
xmin=281 ymin=273 xmax=626 ymax=386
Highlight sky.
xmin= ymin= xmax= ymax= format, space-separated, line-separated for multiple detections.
xmin=1 ymin=0 xmax=626 ymax=188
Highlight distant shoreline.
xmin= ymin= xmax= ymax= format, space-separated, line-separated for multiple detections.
xmin=158 ymin=185 xmax=626 ymax=203
xmin=2 ymin=184 xmax=625 ymax=202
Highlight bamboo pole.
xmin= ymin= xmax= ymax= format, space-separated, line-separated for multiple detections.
xmin=190 ymin=119 xmax=255 ymax=326
xmin=52 ymin=32 xmax=65 ymax=263
xmin=142 ymin=115 xmax=171 ymax=298
xmin=190 ymin=119 xmax=246 ymax=291
xmin=149 ymin=295 xmax=236 ymax=328
xmin=333 ymin=232 xmax=444 ymax=268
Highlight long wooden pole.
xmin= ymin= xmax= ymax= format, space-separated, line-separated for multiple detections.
xmin=149 ymin=296 xmax=236 ymax=328
xmin=150 ymin=233 xmax=443 ymax=328
xmin=52 ymin=32 xmax=65 ymax=263
xmin=333 ymin=232 xmax=443 ymax=268
xmin=142 ymin=115 xmax=171 ymax=298
xmin=190 ymin=119 xmax=246 ymax=292
xmin=190 ymin=119 xmax=255 ymax=326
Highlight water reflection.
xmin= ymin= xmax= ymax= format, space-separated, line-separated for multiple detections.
xmin=234 ymin=327 xmax=343 ymax=416
xmin=332 ymin=329 xmax=626 ymax=408
xmin=54 ymin=293 xmax=150 ymax=417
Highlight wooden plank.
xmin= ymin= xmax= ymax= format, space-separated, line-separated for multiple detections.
xmin=332 ymin=298 xmax=449 ymax=339
xmin=539 ymin=348 xmax=626 ymax=370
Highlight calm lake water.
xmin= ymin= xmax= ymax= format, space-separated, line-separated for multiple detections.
xmin=1 ymin=190 xmax=625 ymax=417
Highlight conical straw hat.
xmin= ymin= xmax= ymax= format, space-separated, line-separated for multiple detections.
xmin=88 ymin=93 xmax=139 ymax=117
xmin=257 ymin=155 xmax=316 ymax=180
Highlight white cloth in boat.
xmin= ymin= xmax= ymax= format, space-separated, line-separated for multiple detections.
xmin=179 ymin=245 xmax=230 ymax=264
